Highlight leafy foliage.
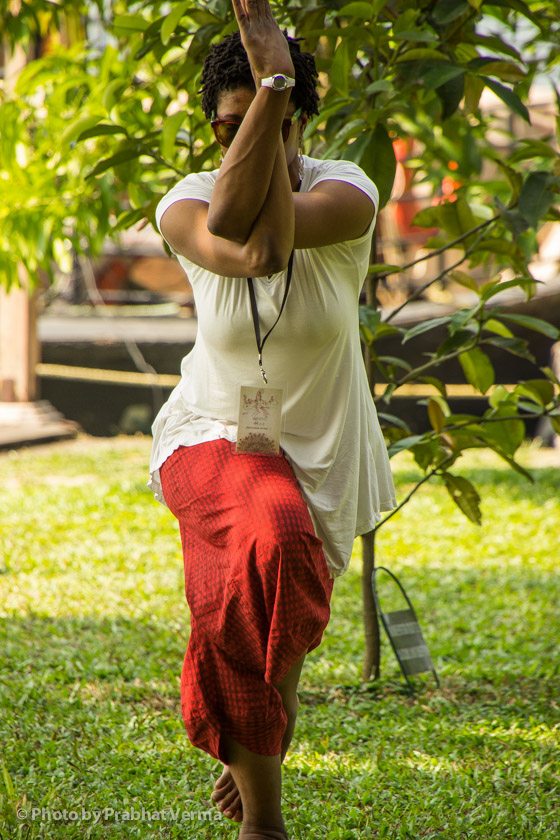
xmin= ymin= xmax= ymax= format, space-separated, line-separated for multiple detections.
xmin=1 ymin=0 xmax=559 ymax=517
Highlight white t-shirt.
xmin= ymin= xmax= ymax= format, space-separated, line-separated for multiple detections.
xmin=148 ymin=154 xmax=396 ymax=579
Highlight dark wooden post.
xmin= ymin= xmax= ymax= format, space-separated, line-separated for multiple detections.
xmin=361 ymin=223 xmax=381 ymax=681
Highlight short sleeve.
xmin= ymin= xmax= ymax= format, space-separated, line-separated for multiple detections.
xmin=155 ymin=171 xmax=217 ymax=235
xmin=307 ymin=159 xmax=379 ymax=214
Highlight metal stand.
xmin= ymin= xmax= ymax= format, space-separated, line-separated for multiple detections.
xmin=372 ymin=566 xmax=440 ymax=691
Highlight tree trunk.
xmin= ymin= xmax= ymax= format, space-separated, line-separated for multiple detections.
xmin=361 ymin=530 xmax=380 ymax=681
xmin=0 ymin=274 xmax=38 ymax=402
xmin=0 ymin=44 xmax=39 ymax=403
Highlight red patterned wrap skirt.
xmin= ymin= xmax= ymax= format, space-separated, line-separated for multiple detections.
xmin=160 ymin=439 xmax=334 ymax=764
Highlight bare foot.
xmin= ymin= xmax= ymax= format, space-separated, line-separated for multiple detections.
xmin=211 ymin=764 xmax=243 ymax=822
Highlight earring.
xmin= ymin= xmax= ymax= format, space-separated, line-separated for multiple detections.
xmin=297 ymin=151 xmax=304 ymax=184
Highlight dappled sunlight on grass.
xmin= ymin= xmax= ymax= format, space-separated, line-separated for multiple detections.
xmin=464 ymin=719 xmax=559 ymax=747
xmin=404 ymin=751 xmax=461 ymax=775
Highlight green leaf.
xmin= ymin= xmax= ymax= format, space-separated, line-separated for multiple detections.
xmin=413 ymin=198 xmax=478 ymax=238
xmin=475 ymin=239 xmax=518 ymax=258
xmin=77 ymin=124 xmax=129 ymax=141
xmin=450 ymin=307 xmax=481 ymax=335
xmin=508 ymin=140 xmax=557 ymax=164
xmin=413 ymin=439 xmax=449 ymax=471
xmin=481 ymin=277 xmax=538 ymax=302
xmin=365 ymin=79 xmax=393 ymax=95
xmin=61 ymin=114 xmax=105 ymax=145
xmin=338 ymin=2 xmax=374 ymax=19
xmin=518 ymin=171 xmax=557 ymax=229
xmin=489 ymin=384 xmax=512 ymax=408
xmin=343 ymin=124 xmax=396 ymax=208
xmin=459 ymin=348 xmax=495 ymax=394
xmin=86 ymin=147 xmax=142 ymax=179
xmin=492 ymin=158 xmax=523 ymax=204
xmin=377 ymin=412 xmax=411 ymax=432
xmin=396 ymin=48 xmax=448 ymax=63
xmin=387 ymin=434 xmax=424 ymax=457
xmin=473 ymin=60 xmax=526 ymax=83
xmin=482 ymin=336 xmax=535 ymax=363
xmin=483 ymin=318 xmax=514 ymax=338
xmin=422 ymin=64 xmax=465 ymax=90
xmin=112 ymin=14 xmax=149 ymax=32
xmin=483 ymin=0 xmax=541 ymax=27
xmin=497 ymin=312 xmax=560 ymax=340
xmin=392 ymin=29 xmax=438 ymax=44
xmin=103 ymin=79 xmax=127 ymax=112
xmin=428 ymin=398 xmax=445 ymax=433
xmin=369 ymin=263 xmax=400 ymax=273
xmin=464 ymin=73 xmax=485 ymax=114
xmin=551 ymin=416 xmax=560 ymax=436
xmin=419 ymin=376 xmax=447 ymax=397
xmin=161 ymin=1 xmax=190 ymax=45
xmin=161 ymin=111 xmax=186 ymax=160
xmin=451 ymin=270 xmax=479 ymax=292
xmin=473 ymin=33 xmax=522 ymax=63
xmin=113 ymin=207 xmax=146 ymax=232
xmin=359 ymin=306 xmax=383 ymax=344
xmin=402 ymin=315 xmax=453 ymax=343
xmin=437 ymin=327 xmax=477 ymax=357
xmin=482 ymin=407 xmax=526 ymax=457
xmin=378 ymin=355 xmax=412 ymax=371
xmin=480 ymin=77 xmax=530 ymax=123
xmin=330 ymin=40 xmax=350 ymax=96
xmin=373 ymin=323 xmax=403 ymax=339
xmin=541 ymin=366 xmax=560 ymax=386
xmin=442 ymin=473 xmax=482 ymax=524
xmin=1 ymin=761 xmax=15 ymax=800
xmin=436 ymin=73 xmax=465 ymax=120
xmin=515 ymin=380 xmax=555 ymax=407
xmin=432 ymin=0 xmax=471 ymax=24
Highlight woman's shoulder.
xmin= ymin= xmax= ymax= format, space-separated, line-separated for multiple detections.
xmin=304 ymin=154 xmax=370 ymax=179
xmin=303 ymin=155 xmax=379 ymax=208
xmin=155 ymin=168 xmax=219 ymax=232
xmin=161 ymin=168 xmax=219 ymax=200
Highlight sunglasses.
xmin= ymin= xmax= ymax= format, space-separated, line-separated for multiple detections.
xmin=211 ymin=110 xmax=301 ymax=148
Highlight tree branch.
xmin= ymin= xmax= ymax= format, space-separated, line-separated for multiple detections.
xmin=384 ymin=219 xmax=497 ymax=323
xmin=377 ymin=214 xmax=499 ymax=284
xmin=390 ymin=340 xmax=477 ymax=388
xmin=373 ymin=454 xmax=455 ymax=531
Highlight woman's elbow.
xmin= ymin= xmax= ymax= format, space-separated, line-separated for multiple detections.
xmin=207 ymin=210 xmax=249 ymax=244
xmin=247 ymin=244 xmax=290 ymax=277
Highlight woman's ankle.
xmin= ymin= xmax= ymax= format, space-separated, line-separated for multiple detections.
xmin=239 ymin=822 xmax=288 ymax=840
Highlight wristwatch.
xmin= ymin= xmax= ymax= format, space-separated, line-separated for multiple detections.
xmin=261 ymin=74 xmax=296 ymax=91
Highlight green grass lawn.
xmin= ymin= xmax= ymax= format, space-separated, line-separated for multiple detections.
xmin=0 ymin=436 xmax=558 ymax=839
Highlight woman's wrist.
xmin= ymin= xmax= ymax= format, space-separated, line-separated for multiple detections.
xmin=251 ymin=64 xmax=295 ymax=88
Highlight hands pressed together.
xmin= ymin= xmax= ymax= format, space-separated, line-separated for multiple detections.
xmin=232 ymin=0 xmax=295 ymax=82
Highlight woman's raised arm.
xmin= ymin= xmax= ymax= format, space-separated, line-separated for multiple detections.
xmin=206 ymin=0 xmax=295 ymax=242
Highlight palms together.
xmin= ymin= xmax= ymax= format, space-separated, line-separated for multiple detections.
xmin=232 ymin=0 xmax=295 ymax=80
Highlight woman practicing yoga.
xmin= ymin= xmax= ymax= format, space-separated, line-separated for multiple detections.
xmin=148 ymin=1 xmax=396 ymax=837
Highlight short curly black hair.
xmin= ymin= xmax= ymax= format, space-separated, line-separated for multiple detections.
xmin=200 ymin=30 xmax=320 ymax=119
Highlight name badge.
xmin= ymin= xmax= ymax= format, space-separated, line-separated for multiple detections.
xmin=236 ymin=385 xmax=283 ymax=455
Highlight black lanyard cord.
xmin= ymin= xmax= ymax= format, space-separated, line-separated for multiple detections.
xmin=247 ymin=250 xmax=294 ymax=384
